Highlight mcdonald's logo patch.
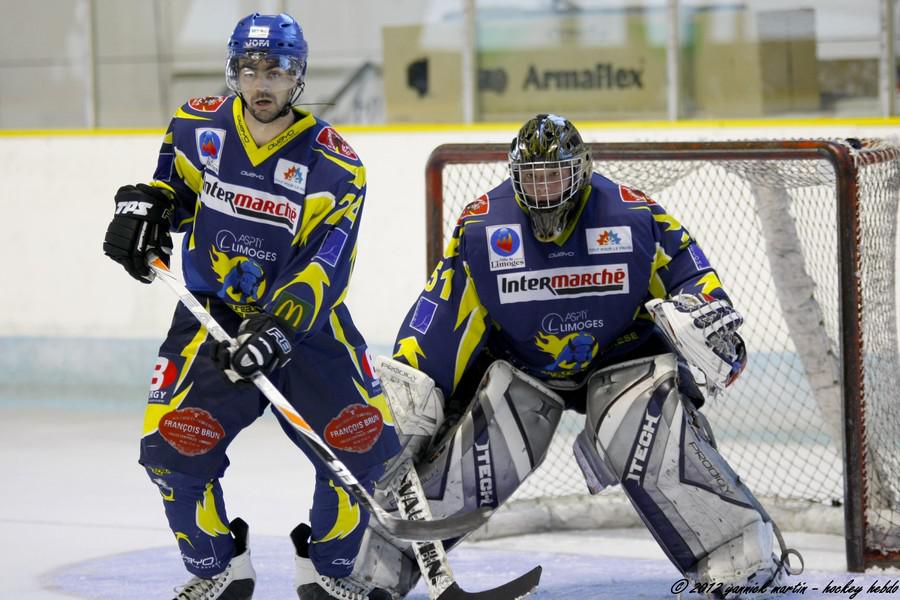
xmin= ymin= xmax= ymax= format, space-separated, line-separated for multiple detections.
xmin=272 ymin=292 xmax=313 ymax=332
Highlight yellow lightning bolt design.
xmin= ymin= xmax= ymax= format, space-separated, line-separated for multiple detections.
xmin=142 ymin=382 xmax=193 ymax=437
xmin=652 ymin=212 xmax=684 ymax=232
xmin=173 ymin=147 xmax=203 ymax=194
xmin=294 ymin=193 xmax=335 ymax=247
xmin=453 ymin=271 xmax=488 ymax=390
xmin=196 ymin=482 xmax=229 ymax=537
xmin=394 ymin=336 xmax=425 ymax=370
xmin=443 ymin=233 xmax=461 ymax=260
xmin=175 ymin=320 xmax=209 ymax=392
xmin=325 ymin=192 xmax=363 ymax=230
xmin=175 ymin=532 xmax=194 ymax=548
xmin=313 ymin=149 xmax=366 ymax=188
xmin=174 ymin=106 xmax=212 ymax=121
xmin=315 ymin=481 xmax=360 ymax=543
xmin=696 ymin=272 xmax=724 ymax=295
xmin=648 ymin=243 xmax=674 ymax=299
xmin=271 ymin=263 xmax=330 ymax=331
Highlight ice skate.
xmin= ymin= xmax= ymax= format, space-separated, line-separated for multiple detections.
xmin=172 ymin=518 xmax=256 ymax=600
xmin=291 ymin=523 xmax=392 ymax=600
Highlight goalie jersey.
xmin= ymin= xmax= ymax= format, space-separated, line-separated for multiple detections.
xmin=149 ymin=95 xmax=366 ymax=346
xmin=393 ymin=173 xmax=733 ymax=404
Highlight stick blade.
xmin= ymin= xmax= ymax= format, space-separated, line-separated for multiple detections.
xmin=381 ymin=506 xmax=493 ymax=541
xmin=436 ymin=565 xmax=542 ymax=600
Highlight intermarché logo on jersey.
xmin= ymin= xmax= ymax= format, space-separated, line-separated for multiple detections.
xmin=200 ymin=174 xmax=300 ymax=234
xmin=497 ymin=264 xmax=629 ymax=304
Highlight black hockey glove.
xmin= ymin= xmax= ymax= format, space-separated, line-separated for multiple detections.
xmin=103 ymin=183 xmax=174 ymax=283
xmin=211 ymin=313 xmax=293 ymax=381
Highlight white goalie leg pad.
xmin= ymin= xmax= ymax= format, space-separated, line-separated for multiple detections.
xmin=415 ymin=360 xmax=565 ymax=521
xmin=584 ymin=353 xmax=788 ymax=586
xmin=374 ymin=356 xmax=445 ymax=482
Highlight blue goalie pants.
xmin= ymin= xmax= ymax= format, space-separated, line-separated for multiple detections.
xmin=139 ymin=298 xmax=400 ymax=578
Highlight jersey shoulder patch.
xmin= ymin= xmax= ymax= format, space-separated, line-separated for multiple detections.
xmin=618 ymin=184 xmax=657 ymax=205
xmin=457 ymin=194 xmax=490 ymax=223
xmin=173 ymin=96 xmax=233 ymax=123
xmin=187 ymin=96 xmax=229 ymax=113
xmin=315 ymin=126 xmax=359 ymax=161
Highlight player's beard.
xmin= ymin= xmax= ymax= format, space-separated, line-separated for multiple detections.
xmin=245 ymin=92 xmax=288 ymax=124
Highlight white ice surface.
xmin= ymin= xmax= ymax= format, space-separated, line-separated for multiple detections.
xmin=2 ymin=407 xmax=896 ymax=600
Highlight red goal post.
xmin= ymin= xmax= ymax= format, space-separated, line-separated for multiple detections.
xmin=424 ymin=139 xmax=900 ymax=571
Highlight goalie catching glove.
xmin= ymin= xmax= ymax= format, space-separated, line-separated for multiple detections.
xmin=646 ymin=294 xmax=746 ymax=397
xmin=212 ymin=313 xmax=293 ymax=381
xmin=103 ymin=183 xmax=174 ymax=283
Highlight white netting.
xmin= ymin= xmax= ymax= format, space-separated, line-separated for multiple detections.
xmin=429 ymin=140 xmax=900 ymax=566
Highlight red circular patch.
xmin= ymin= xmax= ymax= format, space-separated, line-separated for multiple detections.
xmin=324 ymin=404 xmax=383 ymax=453
xmin=159 ymin=408 xmax=225 ymax=456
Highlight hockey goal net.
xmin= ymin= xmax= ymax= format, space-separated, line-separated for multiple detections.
xmin=424 ymin=139 xmax=900 ymax=571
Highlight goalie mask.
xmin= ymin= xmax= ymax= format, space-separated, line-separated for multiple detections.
xmin=509 ymin=114 xmax=592 ymax=242
xmin=226 ymin=13 xmax=308 ymax=123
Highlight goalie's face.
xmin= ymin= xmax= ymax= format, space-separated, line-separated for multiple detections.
xmin=516 ymin=163 xmax=575 ymax=208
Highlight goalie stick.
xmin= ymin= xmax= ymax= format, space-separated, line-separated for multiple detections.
xmin=147 ymin=256 xmax=491 ymax=542
xmin=391 ymin=466 xmax=542 ymax=600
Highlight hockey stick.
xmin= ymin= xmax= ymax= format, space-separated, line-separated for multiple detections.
xmin=147 ymin=256 xmax=491 ymax=542
xmin=391 ymin=465 xmax=542 ymax=600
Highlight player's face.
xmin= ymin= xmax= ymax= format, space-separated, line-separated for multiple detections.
xmin=519 ymin=164 xmax=573 ymax=208
xmin=237 ymin=57 xmax=298 ymax=123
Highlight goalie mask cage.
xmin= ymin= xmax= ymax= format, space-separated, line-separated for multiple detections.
xmin=424 ymin=139 xmax=900 ymax=572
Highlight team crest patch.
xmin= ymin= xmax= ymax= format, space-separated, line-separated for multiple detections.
xmin=325 ymin=404 xmax=383 ymax=453
xmin=274 ymin=158 xmax=309 ymax=194
xmin=619 ymin=185 xmax=656 ymax=204
xmin=316 ymin=127 xmax=358 ymax=160
xmin=188 ymin=96 xmax=227 ymax=112
xmin=458 ymin=194 xmax=490 ymax=222
xmin=586 ymin=226 xmax=633 ymax=254
xmin=159 ymin=408 xmax=225 ymax=456
xmin=196 ymin=128 xmax=226 ymax=173
xmin=486 ymin=224 xmax=526 ymax=271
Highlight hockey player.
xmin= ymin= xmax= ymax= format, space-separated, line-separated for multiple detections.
xmin=341 ymin=114 xmax=801 ymax=599
xmin=102 ymin=13 xmax=399 ymax=600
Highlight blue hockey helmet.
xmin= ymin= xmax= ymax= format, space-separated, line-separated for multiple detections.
xmin=509 ymin=114 xmax=592 ymax=242
xmin=226 ymin=13 xmax=308 ymax=99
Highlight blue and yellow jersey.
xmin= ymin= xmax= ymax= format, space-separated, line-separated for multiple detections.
xmin=150 ymin=95 xmax=367 ymax=344
xmin=393 ymin=172 xmax=731 ymax=399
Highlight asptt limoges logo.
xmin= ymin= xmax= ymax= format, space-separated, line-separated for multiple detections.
xmin=201 ymin=175 xmax=300 ymax=234
xmin=497 ymin=264 xmax=629 ymax=304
